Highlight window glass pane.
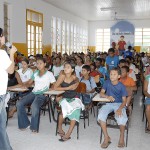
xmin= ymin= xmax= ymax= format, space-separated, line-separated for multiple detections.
xmin=143 ymin=28 xmax=150 ymax=32
xmin=28 ymin=25 xmax=30 ymax=32
xmin=28 ymin=41 xmax=30 ymax=48
xmin=28 ymin=34 xmax=30 ymax=41
xmin=32 ymin=13 xmax=39 ymax=22
xmin=135 ymin=28 xmax=142 ymax=32
xmin=31 ymin=26 xmax=34 ymax=33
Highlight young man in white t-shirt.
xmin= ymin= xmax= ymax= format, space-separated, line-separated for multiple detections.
xmin=52 ymin=56 xmax=63 ymax=79
xmin=0 ymin=28 xmax=17 ymax=150
xmin=17 ymin=57 xmax=56 ymax=132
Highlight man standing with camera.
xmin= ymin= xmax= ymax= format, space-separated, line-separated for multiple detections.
xmin=0 ymin=28 xmax=17 ymax=150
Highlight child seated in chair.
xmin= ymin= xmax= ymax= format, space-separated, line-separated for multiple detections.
xmin=143 ymin=74 xmax=150 ymax=133
xmin=98 ymin=67 xmax=128 ymax=148
xmin=120 ymin=66 xmax=137 ymax=114
xmin=80 ymin=65 xmax=97 ymax=108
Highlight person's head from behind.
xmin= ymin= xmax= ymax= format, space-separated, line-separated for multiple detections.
xmin=64 ymin=61 xmax=75 ymax=75
xmin=90 ymin=63 xmax=96 ymax=72
xmin=56 ymin=56 xmax=61 ymax=65
xmin=21 ymin=58 xmax=29 ymax=70
xmin=0 ymin=28 xmax=5 ymax=47
xmin=121 ymin=66 xmax=129 ymax=78
xmin=128 ymin=46 xmax=132 ymax=51
xmin=109 ymin=67 xmax=121 ymax=82
xmin=95 ymin=58 xmax=102 ymax=68
xmin=82 ymin=65 xmax=91 ymax=77
xmin=119 ymin=59 xmax=126 ymax=68
xmin=108 ymin=48 xmax=115 ymax=57
xmin=36 ymin=57 xmax=46 ymax=71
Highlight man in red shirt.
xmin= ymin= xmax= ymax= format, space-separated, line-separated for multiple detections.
xmin=118 ymin=35 xmax=126 ymax=56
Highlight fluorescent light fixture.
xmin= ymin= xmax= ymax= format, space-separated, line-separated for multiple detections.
xmin=100 ymin=7 xmax=116 ymax=11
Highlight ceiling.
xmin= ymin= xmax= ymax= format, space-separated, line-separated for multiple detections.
xmin=43 ymin=0 xmax=150 ymax=21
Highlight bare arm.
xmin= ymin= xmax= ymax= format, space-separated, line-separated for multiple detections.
xmin=143 ymin=79 xmax=150 ymax=98
xmin=15 ymin=72 xmax=23 ymax=85
xmin=6 ymin=46 xmax=17 ymax=74
xmin=54 ymin=74 xmax=79 ymax=91
xmin=100 ymin=89 xmax=115 ymax=101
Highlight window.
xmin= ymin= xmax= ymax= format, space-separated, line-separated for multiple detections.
xmin=135 ymin=28 xmax=150 ymax=52
xmin=26 ymin=9 xmax=43 ymax=56
xmin=51 ymin=17 xmax=56 ymax=52
xmin=51 ymin=17 xmax=88 ymax=54
xmin=62 ymin=20 xmax=66 ymax=54
xmin=56 ymin=18 xmax=61 ymax=53
xmin=96 ymin=28 xmax=110 ymax=52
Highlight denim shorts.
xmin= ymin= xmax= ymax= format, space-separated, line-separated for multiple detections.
xmin=145 ymin=97 xmax=150 ymax=105
xmin=97 ymin=103 xmax=128 ymax=126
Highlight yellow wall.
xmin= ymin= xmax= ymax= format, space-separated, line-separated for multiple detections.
xmin=12 ymin=43 xmax=52 ymax=57
xmin=42 ymin=44 xmax=52 ymax=55
xmin=13 ymin=43 xmax=28 ymax=57
xmin=134 ymin=46 xmax=141 ymax=53
xmin=88 ymin=46 xmax=96 ymax=53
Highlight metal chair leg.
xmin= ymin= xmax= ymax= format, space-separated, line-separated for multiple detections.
xmin=126 ymin=121 xmax=129 ymax=147
xmin=100 ymin=128 xmax=102 ymax=144
xmin=56 ymin=112 xmax=60 ymax=136
xmin=77 ymin=122 xmax=79 ymax=139
xmin=48 ymin=101 xmax=51 ymax=123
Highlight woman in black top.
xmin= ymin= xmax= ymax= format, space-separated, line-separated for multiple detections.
xmin=54 ymin=61 xmax=84 ymax=141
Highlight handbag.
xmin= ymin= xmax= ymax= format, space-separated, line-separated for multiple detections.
xmin=81 ymin=94 xmax=91 ymax=104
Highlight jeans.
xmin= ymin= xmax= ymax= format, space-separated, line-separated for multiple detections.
xmin=0 ymin=95 xmax=12 ymax=150
xmin=16 ymin=92 xmax=46 ymax=131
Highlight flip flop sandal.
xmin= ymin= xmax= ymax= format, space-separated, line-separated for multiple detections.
xmin=145 ymin=128 xmax=150 ymax=134
xmin=101 ymin=141 xmax=111 ymax=149
xmin=59 ymin=137 xmax=71 ymax=142
xmin=57 ymin=131 xmax=65 ymax=137
xmin=118 ymin=143 xmax=125 ymax=148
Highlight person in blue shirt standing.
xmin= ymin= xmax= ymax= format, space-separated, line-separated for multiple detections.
xmin=106 ymin=48 xmax=119 ymax=71
xmin=97 ymin=67 xmax=128 ymax=148
xmin=124 ymin=46 xmax=133 ymax=58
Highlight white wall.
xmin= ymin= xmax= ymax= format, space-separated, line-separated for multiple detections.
xmin=0 ymin=0 xmax=4 ymax=28
xmin=3 ymin=0 xmax=88 ymax=45
xmin=88 ymin=19 xmax=150 ymax=46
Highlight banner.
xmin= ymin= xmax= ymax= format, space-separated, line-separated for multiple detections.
xmin=110 ymin=21 xmax=135 ymax=50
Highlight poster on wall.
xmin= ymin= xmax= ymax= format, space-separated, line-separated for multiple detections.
xmin=110 ymin=21 xmax=135 ymax=54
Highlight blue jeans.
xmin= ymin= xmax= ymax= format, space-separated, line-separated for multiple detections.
xmin=0 ymin=95 xmax=12 ymax=150
xmin=16 ymin=92 xmax=46 ymax=131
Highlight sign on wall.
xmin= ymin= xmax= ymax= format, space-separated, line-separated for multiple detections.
xmin=110 ymin=21 xmax=135 ymax=49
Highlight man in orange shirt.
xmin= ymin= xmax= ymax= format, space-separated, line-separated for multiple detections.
xmin=120 ymin=66 xmax=137 ymax=108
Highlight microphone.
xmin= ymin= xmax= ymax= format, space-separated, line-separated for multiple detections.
xmin=5 ymin=42 xmax=21 ymax=55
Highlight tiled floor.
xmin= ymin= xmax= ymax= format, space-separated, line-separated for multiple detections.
xmin=7 ymin=87 xmax=150 ymax=150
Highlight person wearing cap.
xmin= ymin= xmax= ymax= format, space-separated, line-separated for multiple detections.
xmin=0 ymin=28 xmax=17 ymax=149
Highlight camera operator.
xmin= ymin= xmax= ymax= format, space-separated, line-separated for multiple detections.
xmin=0 ymin=28 xmax=17 ymax=150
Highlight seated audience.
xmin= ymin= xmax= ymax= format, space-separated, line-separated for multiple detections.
xmin=143 ymin=74 xmax=150 ymax=133
xmin=120 ymin=66 xmax=137 ymax=112
xmin=54 ymin=61 xmax=84 ymax=141
xmin=16 ymin=57 xmax=56 ymax=133
xmin=98 ymin=67 xmax=128 ymax=148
